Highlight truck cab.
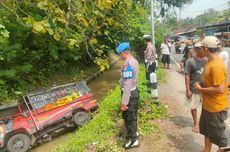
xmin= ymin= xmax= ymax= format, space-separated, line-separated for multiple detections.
xmin=0 ymin=81 xmax=97 ymax=152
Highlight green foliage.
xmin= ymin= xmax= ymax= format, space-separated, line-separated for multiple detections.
xmin=0 ymin=0 xmax=192 ymax=104
xmin=138 ymin=65 xmax=166 ymax=134
xmin=55 ymin=87 xmax=121 ymax=152
xmin=192 ymin=9 xmax=219 ymax=26
xmin=156 ymin=65 xmax=166 ymax=83
xmin=133 ymin=0 xmax=193 ymax=15
xmin=138 ymin=102 xmax=166 ymax=134
xmin=167 ymin=8 xmax=230 ymax=33
xmin=53 ymin=64 xmax=166 ymax=152
xmin=195 ymin=29 xmax=204 ymax=38
xmin=157 ymin=0 xmax=193 ymax=8
xmin=138 ymin=65 xmax=152 ymax=103
xmin=0 ymin=24 xmax=9 ymax=39
xmin=157 ymin=0 xmax=193 ymax=16
xmin=0 ymin=80 xmax=8 ymax=101
xmin=0 ymin=0 xmax=151 ymax=103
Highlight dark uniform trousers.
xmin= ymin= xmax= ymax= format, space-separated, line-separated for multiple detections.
xmin=122 ymin=88 xmax=139 ymax=141
xmin=146 ymin=62 xmax=156 ymax=81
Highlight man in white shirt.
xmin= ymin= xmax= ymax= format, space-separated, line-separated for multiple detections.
xmin=219 ymin=48 xmax=229 ymax=68
xmin=219 ymin=49 xmax=230 ymax=95
xmin=161 ymin=38 xmax=170 ymax=69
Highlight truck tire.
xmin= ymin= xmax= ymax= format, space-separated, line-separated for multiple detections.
xmin=73 ymin=111 xmax=90 ymax=126
xmin=7 ymin=134 xmax=30 ymax=152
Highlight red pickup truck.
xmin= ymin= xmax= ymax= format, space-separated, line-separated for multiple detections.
xmin=0 ymin=81 xmax=98 ymax=152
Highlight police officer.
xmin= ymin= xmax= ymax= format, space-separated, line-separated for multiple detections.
xmin=116 ymin=42 xmax=140 ymax=149
xmin=144 ymin=35 xmax=156 ymax=81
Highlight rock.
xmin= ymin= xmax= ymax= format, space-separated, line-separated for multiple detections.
xmin=92 ymin=141 xmax=98 ymax=146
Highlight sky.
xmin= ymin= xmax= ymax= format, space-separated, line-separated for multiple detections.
xmin=180 ymin=0 xmax=230 ymax=19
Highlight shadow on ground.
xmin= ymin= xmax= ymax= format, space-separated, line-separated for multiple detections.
xmin=167 ymin=133 xmax=203 ymax=152
xmin=170 ymin=116 xmax=194 ymax=128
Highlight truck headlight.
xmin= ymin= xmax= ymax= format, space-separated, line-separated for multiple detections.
xmin=0 ymin=126 xmax=3 ymax=134
xmin=0 ymin=126 xmax=5 ymax=137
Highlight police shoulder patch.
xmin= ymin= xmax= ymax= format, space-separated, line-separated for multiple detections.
xmin=123 ymin=63 xmax=128 ymax=70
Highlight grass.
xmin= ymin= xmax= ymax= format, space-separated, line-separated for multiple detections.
xmin=52 ymin=64 xmax=166 ymax=152
xmin=156 ymin=61 xmax=166 ymax=83
xmin=1 ymin=52 xmax=118 ymax=105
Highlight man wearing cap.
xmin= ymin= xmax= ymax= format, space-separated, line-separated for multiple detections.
xmin=184 ymin=41 xmax=205 ymax=133
xmin=143 ymin=35 xmax=156 ymax=81
xmin=194 ymin=36 xmax=229 ymax=152
xmin=116 ymin=42 xmax=140 ymax=149
xmin=180 ymin=39 xmax=194 ymax=72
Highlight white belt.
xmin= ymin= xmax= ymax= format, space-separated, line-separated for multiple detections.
xmin=122 ymin=87 xmax=137 ymax=91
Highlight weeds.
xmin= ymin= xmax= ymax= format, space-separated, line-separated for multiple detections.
xmin=53 ymin=65 xmax=166 ymax=152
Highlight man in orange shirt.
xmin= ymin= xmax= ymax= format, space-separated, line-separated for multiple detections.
xmin=194 ymin=36 xmax=229 ymax=152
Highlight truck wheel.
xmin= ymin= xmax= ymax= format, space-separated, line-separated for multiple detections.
xmin=73 ymin=111 xmax=91 ymax=126
xmin=7 ymin=134 xmax=30 ymax=152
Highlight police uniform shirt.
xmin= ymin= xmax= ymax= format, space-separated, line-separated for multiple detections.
xmin=120 ymin=56 xmax=139 ymax=105
xmin=144 ymin=43 xmax=155 ymax=63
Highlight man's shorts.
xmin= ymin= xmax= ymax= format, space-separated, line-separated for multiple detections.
xmin=185 ymin=94 xmax=201 ymax=110
xmin=181 ymin=57 xmax=188 ymax=66
xmin=161 ymin=54 xmax=170 ymax=64
xmin=200 ymin=108 xmax=228 ymax=147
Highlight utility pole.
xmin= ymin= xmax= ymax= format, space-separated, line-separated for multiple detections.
xmin=203 ymin=10 xmax=206 ymax=35
xmin=179 ymin=7 xmax=182 ymax=21
xmin=150 ymin=0 xmax=158 ymax=102
xmin=150 ymin=0 xmax=155 ymax=45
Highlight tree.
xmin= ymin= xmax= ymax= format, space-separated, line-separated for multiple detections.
xmin=156 ymin=0 xmax=193 ymax=16
xmin=0 ymin=0 xmax=152 ymax=103
xmin=132 ymin=0 xmax=193 ymax=16
xmin=0 ymin=0 xmax=197 ymax=103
